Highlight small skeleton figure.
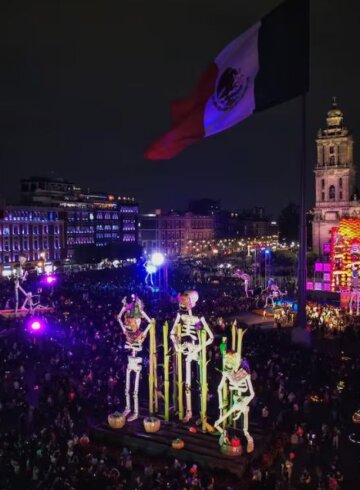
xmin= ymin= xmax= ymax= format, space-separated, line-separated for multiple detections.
xmin=264 ymin=282 xmax=287 ymax=308
xmin=117 ymin=294 xmax=152 ymax=421
xmin=235 ymin=270 xmax=251 ymax=298
xmin=349 ymin=287 xmax=360 ymax=316
xmin=214 ymin=351 xmax=255 ymax=453
xmin=348 ymin=264 xmax=360 ymax=315
xmin=170 ymin=291 xmax=214 ymax=422
xmin=14 ymin=256 xmax=41 ymax=314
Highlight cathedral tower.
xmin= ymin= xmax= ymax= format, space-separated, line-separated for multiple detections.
xmin=312 ymin=98 xmax=359 ymax=254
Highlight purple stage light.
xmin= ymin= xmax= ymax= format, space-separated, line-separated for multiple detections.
xmin=45 ymin=275 xmax=56 ymax=285
xmin=29 ymin=319 xmax=44 ymax=333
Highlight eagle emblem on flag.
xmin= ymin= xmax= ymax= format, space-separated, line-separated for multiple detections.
xmin=212 ymin=67 xmax=249 ymax=111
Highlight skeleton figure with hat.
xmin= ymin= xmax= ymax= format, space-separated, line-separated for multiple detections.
xmin=117 ymin=294 xmax=152 ymax=421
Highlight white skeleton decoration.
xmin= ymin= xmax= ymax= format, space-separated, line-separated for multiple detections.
xmin=349 ymin=264 xmax=360 ymax=315
xmin=214 ymin=351 xmax=255 ymax=453
xmin=170 ymin=291 xmax=214 ymax=422
xmin=263 ymin=281 xmax=287 ymax=308
xmin=117 ymin=294 xmax=152 ymax=422
xmin=14 ymin=256 xmax=42 ymax=314
xmin=235 ymin=270 xmax=251 ymax=298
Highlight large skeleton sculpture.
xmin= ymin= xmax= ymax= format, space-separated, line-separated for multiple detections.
xmin=214 ymin=351 xmax=255 ymax=453
xmin=170 ymin=291 xmax=214 ymax=422
xmin=117 ymin=294 xmax=152 ymax=421
xmin=14 ymin=256 xmax=41 ymax=314
xmin=235 ymin=270 xmax=251 ymax=298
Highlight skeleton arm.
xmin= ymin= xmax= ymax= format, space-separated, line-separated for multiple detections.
xmin=200 ymin=317 xmax=214 ymax=346
xmin=117 ymin=305 xmax=127 ymax=334
xmin=141 ymin=309 xmax=152 ymax=324
xmin=138 ymin=319 xmax=152 ymax=343
xmin=170 ymin=313 xmax=181 ymax=352
xmin=217 ymin=373 xmax=228 ymax=410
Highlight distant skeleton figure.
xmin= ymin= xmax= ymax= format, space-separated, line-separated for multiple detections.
xmin=14 ymin=256 xmax=42 ymax=314
xmin=263 ymin=281 xmax=287 ymax=308
xmin=235 ymin=270 xmax=251 ymax=298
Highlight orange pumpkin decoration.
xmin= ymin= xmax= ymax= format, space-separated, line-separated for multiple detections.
xmin=172 ymin=438 xmax=185 ymax=449
xmin=143 ymin=416 xmax=161 ymax=433
xmin=108 ymin=412 xmax=126 ymax=429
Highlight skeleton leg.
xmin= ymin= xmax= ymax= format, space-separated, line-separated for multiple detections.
xmin=214 ymin=403 xmax=241 ymax=433
xmin=242 ymin=407 xmax=254 ymax=453
xmin=15 ymin=283 xmax=19 ymax=313
xmin=122 ymin=360 xmax=132 ymax=417
xmin=128 ymin=364 xmax=141 ymax=422
xmin=183 ymin=355 xmax=193 ymax=422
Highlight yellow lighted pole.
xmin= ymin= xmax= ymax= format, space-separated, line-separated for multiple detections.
xmin=237 ymin=328 xmax=246 ymax=360
xmin=220 ymin=337 xmax=228 ymax=429
xmin=231 ymin=320 xmax=237 ymax=351
xmin=199 ymin=329 xmax=208 ymax=432
xmin=176 ymin=323 xmax=184 ymax=420
xmin=148 ymin=320 xmax=157 ymax=415
xmin=163 ymin=322 xmax=170 ymax=422
xmin=153 ymin=322 xmax=158 ymax=413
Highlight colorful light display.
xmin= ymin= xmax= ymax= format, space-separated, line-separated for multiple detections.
xmin=330 ymin=218 xmax=360 ymax=292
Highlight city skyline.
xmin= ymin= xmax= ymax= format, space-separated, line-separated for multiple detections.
xmin=1 ymin=0 xmax=359 ymax=215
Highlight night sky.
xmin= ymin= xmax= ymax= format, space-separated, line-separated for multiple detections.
xmin=1 ymin=0 xmax=359 ymax=217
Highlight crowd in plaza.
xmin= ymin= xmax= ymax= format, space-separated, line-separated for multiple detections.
xmin=306 ymin=302 xmax=360 ymax=338
xmin=0 ymin=266 xmax=359 ymax=489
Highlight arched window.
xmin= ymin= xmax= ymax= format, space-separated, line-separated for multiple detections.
xmin=321 ymin=179 xmax=325 ymax=189
xmin=329 ymin=185 xmax=335 ymax=200
xmin=339 ymin=178 xmax=343 ymax=188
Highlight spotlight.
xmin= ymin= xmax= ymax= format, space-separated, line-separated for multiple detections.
xmin=31 ymin=320 xmax=41 ymax=330
xmin=151 ymin=252 xmax=165 ymax=267
xmin=45 ymin=275 xmax=56 ymax=285
xmin=28 ymin=319 xmax=44 ymax=333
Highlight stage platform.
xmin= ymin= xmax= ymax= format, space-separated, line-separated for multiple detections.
xmin=90 ymin=418 xmax=271 ymax=478
xmin=236 ymin=311 xmax=274 ymax=329
xmin=0 ymin=307 xmax=54 ymax=318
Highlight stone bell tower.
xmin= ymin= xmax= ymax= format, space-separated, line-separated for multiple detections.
xmin=312 ymin=97 xmax=360 ymax=255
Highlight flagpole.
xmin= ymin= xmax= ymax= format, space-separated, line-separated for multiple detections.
xmin=294 ymin=93 xmax=309 ymax=339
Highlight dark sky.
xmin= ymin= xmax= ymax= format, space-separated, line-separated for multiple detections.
xmin=1 ymin=0 xmax=359 ymax=217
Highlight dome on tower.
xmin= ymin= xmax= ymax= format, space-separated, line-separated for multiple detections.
xmin=326 ymin=97 xmax=344 ymax=128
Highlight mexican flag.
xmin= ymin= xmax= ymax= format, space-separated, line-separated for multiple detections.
xmin=145 ymin=0 xmax=309 ymax=160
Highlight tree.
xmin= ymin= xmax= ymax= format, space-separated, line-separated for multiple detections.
xmin=278 ymin=202 xmax=299 ymax=243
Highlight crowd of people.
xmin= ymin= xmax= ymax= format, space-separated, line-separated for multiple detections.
xmin=0 ymin=266 xmax=359 ymax=489
xmin=305 ymin=302 xmax=360 ymax=338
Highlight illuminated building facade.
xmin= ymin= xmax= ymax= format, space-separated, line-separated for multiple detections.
xmin=0 ymin=206 xmax=65 ymax=265
xmin=139 ymin=213 xmax=159 ymax=256
xmin=330 ymin=218 xmax=360 ymax=292
xmin=140 ymin=210 xmax=215 ymax=257
xmin=312 ymin=98 xmax=360 ymax=254
xmin=62 ymin=198 xmax=138 ymax=258
xmin=0 ymin=177 xmax=139 ymax=264
xmin=159 ymin=212 xmax=215 ymax=257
